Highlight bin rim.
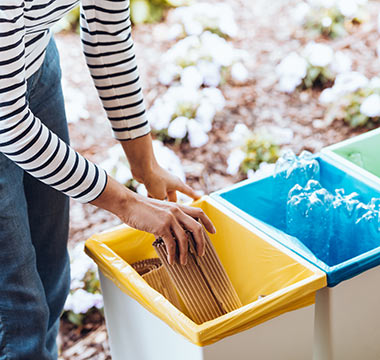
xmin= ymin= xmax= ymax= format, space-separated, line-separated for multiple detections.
xmin=322 ymin=131 xmax=380 ymax=193
xmin=211 ymin=157 xmax=380 ymax=287
xmin=85 ymin=196 xmax=326 ymax=346
xmin=322 ymin=127 xmax=380 ymax=153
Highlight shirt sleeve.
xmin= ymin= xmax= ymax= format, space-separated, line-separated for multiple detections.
xmin=0 ymin=2 xmax=107 ymax=203
xmin=80 ymin=0 xmax=150 ymax=141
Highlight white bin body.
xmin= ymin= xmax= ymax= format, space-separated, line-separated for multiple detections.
xmin=313 ymin=265 xmax=380 ymax=360
xmin=100 ymin=271 xmax=315 ymax=360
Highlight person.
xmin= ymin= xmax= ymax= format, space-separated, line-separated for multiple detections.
xmin=0 ymin=0 xmax=216 ymax=358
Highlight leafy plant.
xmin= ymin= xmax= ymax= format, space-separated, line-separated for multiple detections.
xmin=54 ymin=0 xmax=189 ymax=33
xmin=240 ymin=135 xmax=280 ymax=174
xmin=293 ymin=0 xmax=368 ymax=39
xmin=159 ymin=31 xmax=248 ymax=88
xmin=168 ymin=2 xmax=238 ymax=39
xmin=318 ymin=72 xmax=380 ymax=127
xmin=148 ymin=86 xmax=225 ymax=147
xmin=276 ymin=42 xmax=351 ymax=93
xmin=227 ymin=124 xmax=281 ymax=176
xmin=130 ymin=0 xmax=190 ymax=24
xmin=320 ymin=74 xmax=380 ymax=127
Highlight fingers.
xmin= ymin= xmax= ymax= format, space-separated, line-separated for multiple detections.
xmin=175 ymin=180 xmax=200 ymax=200
xmin=160 ymin=210 xmax=179 ymax=265
xmin=161 ymin=232 xmax=176 ymax=265
xmin=158 ymin=203 xmax=216 ymax=265
xmin=161 ymin=208 xmax=189 ymax=265
xmin=167 ymin=190 xmax=177 ymax=202
xmin=178 ymin=214 xmax=206 ymax=257
xmin=170 ymin=218 xmax=189 ymax=265
xmin=179 ymin=205 xmax=216 ymax=234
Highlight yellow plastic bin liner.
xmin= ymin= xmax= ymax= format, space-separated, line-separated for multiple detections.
xmin=85 ymin=196 xmax=326 ymax=346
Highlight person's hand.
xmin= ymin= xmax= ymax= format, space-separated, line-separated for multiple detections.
xmin=120 ymin=134 xmax=200 ymax=202
xmin=123 ymin=192 xmax=216 ymax=265
xmin=90 ymin=177 xmax=216 ymax=265
xmin=136 ymin=163 xmax=199 ymax=202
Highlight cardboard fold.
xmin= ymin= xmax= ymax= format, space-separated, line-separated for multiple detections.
xmin=153 ymin=225 xmax=242 ymax=324
xmin=131 ymin=258 xmax=183 ymax=311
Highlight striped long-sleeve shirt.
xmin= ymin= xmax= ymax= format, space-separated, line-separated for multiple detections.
xmin=0 ymin=0 xmax=150 ymax=203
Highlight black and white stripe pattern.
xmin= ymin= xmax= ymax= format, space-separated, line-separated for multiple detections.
xmin=81 ymin=0 xmax=148 ymax=139
xmin=0 ymin=0 xmax=150 ymax=203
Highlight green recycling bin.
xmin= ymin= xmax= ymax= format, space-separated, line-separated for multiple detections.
xmin=322 ymin=127 xmax=380 ymax=190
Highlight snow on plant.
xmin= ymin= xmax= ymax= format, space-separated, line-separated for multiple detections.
xmin=159 ymin=31 xmax=249 ymax=87
xmin=100 ymin=141 xmax=187 ymax=197
xmin=293 ymin=0 xmax=368 ymax=38
xmin=168 ymin=2 xmax=238 ymax=39
xmin=226 ymin=124 xmax=284 ymax=176
xmin=148 ymin=85 xmax=225 ymax=147
xmin=319 ymin=72 xmax=380 ymax=127
xmin=276 ymin=42 xmax=351 ymax=93
xmin=63 ymin=243 xmax=103 ymax=325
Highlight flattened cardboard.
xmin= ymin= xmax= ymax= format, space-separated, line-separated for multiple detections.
xmin=131 ymin=258 xmax=183 ymax=311
xmin=153 ymin=226 xmax=242 ymax=324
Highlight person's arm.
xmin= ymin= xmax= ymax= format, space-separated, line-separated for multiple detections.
xmin=79 ymin=0 xmax=214 ymax=263
xmin=80 ymin=0 xmax=199 ymax=199
xmin=0 ymin=2 xmax=106 ymax=203
xmin=80 ymin=0 xmax=149 ymax=141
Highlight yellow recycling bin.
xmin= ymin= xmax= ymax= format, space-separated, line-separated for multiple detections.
xmin=85 ymin=196 xmax=326 ymax=360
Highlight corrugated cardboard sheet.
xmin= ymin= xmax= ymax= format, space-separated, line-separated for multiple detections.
xmin=154 ymin=226 xmax=242 ymax=324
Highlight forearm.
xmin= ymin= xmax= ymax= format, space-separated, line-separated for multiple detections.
xmin=80 ymin=0 xmax=150 ymax=142
xmin=90 ymin=175 xmax=136 ymax=217
xmin=120 ymin=133 xmax=157 ymax=183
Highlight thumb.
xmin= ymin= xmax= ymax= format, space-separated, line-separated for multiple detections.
xmin=146 ymin=183 xmax=167 ymax=200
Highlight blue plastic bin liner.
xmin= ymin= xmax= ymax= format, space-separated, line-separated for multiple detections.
xmin=212 ymin=155 xmax=380 ymax=286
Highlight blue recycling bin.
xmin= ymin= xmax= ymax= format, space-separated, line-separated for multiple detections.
xmin=212 ymin=153 xmax=380 ymax=360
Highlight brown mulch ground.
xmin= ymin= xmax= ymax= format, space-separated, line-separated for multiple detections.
xmin=57 ymin=0 xmax=380 ymax=358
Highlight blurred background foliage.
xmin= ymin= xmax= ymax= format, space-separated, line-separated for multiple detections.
xmin=55 ymin=0 xmax=190 ymax=33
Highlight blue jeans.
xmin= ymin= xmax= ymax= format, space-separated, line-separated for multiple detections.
xmin=0 ymin=37 xmax=70 ymax=360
